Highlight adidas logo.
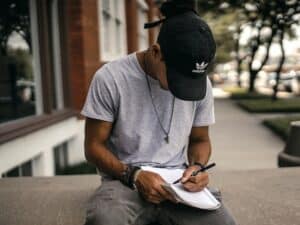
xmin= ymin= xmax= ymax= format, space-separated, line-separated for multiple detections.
xmin=192 ymin=62 xmax=208 ymax=73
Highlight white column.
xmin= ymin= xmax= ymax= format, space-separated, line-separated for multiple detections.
xmin=67 ymin=120 xmax=86 ymax=165
xmin=32 ymin=148 xmax=55 ymax=176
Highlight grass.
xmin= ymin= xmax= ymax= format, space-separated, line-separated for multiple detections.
xmin=237 ymin=98 xmax=300 ymax=113
xmin=223 ymin=87 xmax=269 ymax=100
xmin=263 ymin=116 xmax=300 ymax=141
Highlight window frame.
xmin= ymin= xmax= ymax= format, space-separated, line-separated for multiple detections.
xmin=0 ymin=0 xmax=75 ymax=145
xmin=137 ymin=0 xmax=149 ymax=51
xmin=98 ymin=0 xmax=127 ymax=61
xmin=49 ymin=0 xmax=65 ymax=110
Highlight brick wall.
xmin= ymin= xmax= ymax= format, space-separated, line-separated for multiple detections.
xmin=65 ymin=0 xmax=101 ymax=112
xmin=66 ymin=0 xmax=159 ymax=112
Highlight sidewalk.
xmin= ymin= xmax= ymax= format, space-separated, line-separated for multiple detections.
xmin=210 ymin=98 xmax=285 ymax=171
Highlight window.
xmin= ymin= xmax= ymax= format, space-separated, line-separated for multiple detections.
xmin=0 ymin=0 xmax=66 ymax=125
xmin=48 ymin=0 xmax=64 ymax=110
xmin=138 ymin=0 xmax=149 ymax=51
xmin=0 ymin=0 xmax=74 ymax=144
xmin=98 ymin=0 xmax=127 ymax=61
xmin=0 ymin=0 xmax=43 ymax=124
xmin=2 ymin=160 xmax=33 ymax=177
xmin=53 ymin=141 xmax=68 ymax=174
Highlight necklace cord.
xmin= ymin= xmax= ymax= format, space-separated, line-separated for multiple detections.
xmin=143 ymin=52 xmax=175 ymax=143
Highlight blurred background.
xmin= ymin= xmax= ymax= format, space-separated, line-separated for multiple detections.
xmin=0 ymin=0 xmax=299 ymax=178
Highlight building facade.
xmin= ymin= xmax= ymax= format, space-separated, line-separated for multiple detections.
xmin=0 ymin=0 xmax=161 ymax=177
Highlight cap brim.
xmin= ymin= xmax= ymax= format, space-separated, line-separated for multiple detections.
xmin=167 ymin=67 xmax=207 ymax=101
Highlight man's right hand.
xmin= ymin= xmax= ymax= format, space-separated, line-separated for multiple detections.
xmin=135 ymin=170 xmax=178 ymax=204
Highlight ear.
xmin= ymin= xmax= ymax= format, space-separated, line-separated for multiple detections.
xmin=150 ymin=44 xmax=163 ymax=60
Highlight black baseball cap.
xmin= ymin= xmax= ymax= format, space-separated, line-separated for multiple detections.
xmin=146 ymin=11 xmax=216 ymax=101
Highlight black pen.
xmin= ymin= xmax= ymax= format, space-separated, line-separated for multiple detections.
xmin=173 ymin=162 xmax=216 ymax=184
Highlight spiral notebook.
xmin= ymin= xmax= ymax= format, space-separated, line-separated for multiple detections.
xmin=141 ymin=166 xmax=221 ymax=210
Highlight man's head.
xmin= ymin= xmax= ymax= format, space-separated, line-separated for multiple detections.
xmin=144 ymin=0 xmax=216 ymax=101
xmin=144 ymin=44 xmax=169 ymax=90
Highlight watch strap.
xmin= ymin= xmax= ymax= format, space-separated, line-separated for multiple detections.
xmin=193 ymin=162 xmax=205 ymax=169
xmin=120 ymin=164 xmax=141 ymax=189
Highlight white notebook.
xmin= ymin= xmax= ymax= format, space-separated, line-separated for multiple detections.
xmin=141 ymin=166 xmax=221 ymax=210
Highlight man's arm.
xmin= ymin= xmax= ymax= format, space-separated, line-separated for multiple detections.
xmin=187 ymin=126 xmax=212 ymax=165
xmin=84 ymin=118 xmax=126 ymax=178
xmin=84 ymin=117 xmax=176 ymax=204
xmin=180 ymin=126 xmax=212 ymax=192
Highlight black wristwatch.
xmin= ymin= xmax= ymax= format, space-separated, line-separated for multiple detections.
xmin=193 ymin=162 xmax=205 ymax=169
xmin=120 ymin=164 xmax=141 ymax=189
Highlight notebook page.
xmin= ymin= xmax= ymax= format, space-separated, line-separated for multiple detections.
xmin=141 ymin=166 xmax=184 ymax=183
xmin=171 ymin=185 xmax=220 ymax=209
xmin=141 ymin=166 xmax=221 ymax=210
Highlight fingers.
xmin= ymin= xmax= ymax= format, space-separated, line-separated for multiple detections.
xmin=137 ymin=186 xmax=162 ymax=204
xmin=159 ymin=185 xmax=178 ymax=203
xmin=148 ymin=183 xmax=177 ymax=203
xmin=181 ymin=169 xmax=193 ymax=183
xmin=181 ymin=165 xmax=200 ymax=183
xmin=136 ymin=173 xmax=169 ymax=204
xmin=146 ymin=194 xmax=162 ymax=204
xmin=182 ymin=172 xmax=209 ymax=192
xmin=152 ymin=177 xmax=178 ymax=203
xmin=135 ymin=171 xmax=179 ymax=204
xmin=188 ymin=172 xmax=209 ymax=184
xmin=183 ymin=181 xmax=207 ymax=192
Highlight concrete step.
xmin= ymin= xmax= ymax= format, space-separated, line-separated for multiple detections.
xmin=0 ymin=168 xmax=299 ymax=225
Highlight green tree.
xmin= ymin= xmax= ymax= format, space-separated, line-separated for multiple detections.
xmin=229 ymin=0 xmax=299 ymax=95
xmin=196 ymin=0 xmax=300 ymax=97
xmin=196 ymin=1 xmax=242 ymax=64
xmin=244 ymin=1 xmax=277 ymax=93
xmin=0 ymin=0 xmax=31 ymax=55
xmin=270 ymin=0 xmax=300 ymax=100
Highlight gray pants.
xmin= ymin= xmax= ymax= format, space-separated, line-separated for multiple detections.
xmin=83 ymin=177 xmax=237 ymax=225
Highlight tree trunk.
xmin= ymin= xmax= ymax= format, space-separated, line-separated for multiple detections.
xmin=248 ymin=27 xmax=275 ymax=93
xmin=272 ymin=31 xmax=285 ymax=101
xmin=237 ymin=59 xmax=242 ymax=87
xmin=297 ymin=75 xmax=300 ymax=96
xmin=235 ymin=23 xmax=242 ymax=87
xmin=248 ymin=41 xmax=258 ymax=93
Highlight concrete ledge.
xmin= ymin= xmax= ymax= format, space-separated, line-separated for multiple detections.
xmin=209 ymin=168 xmax=300 ymax=225
xmin=0 ymin=168 xmax=299 ymax=225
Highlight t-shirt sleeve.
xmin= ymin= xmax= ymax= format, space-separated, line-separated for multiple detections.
xmin=192 ymin=77 xmax=215 ymax=127
xmin=80 ymin=66 xmax=119 ymax=122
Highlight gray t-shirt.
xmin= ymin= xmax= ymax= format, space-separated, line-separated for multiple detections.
xmin=81 ymin=53 xmax=215 ymax=168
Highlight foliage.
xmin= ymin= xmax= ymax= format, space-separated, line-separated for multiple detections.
xmin=241 ymin=1 xmax=299 ymax=93
xmin=6 ymin=48 xmax=33 ymax=80
xmin=224 ymin=87 xmax=269 ymax=99
xmin=237 ymin=98 xmax=300 ymax=113
xmin=195 ymin=1 xmax=241 ymax=64
xmin=57 ymin=162 xmax=97 ymax=175
xmin=196 ymin=0 xmax=300 ymax=95
xmin=263 ymin=116 xmax=300 ymax=141
xmin=0 ymin=0 xmax=31 ymax=55
xmin=203 ymin=12 xmax=237 ymax=63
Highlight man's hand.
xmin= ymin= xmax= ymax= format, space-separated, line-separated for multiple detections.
xmin=180 ymin=165 xmax=209 ymax=192
xmin=135 ymin=170 xmax=177 ymax=204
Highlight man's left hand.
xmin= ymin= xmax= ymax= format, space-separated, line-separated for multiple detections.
xmin=180 ymin=165 xmax=209 ymax=192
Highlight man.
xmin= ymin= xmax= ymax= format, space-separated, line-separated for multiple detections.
xmin=81 ymin=3 xmax=236 ymax=225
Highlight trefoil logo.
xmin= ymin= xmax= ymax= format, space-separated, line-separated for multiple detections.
xmin=192 ymin=62 xmax=208 ymax=73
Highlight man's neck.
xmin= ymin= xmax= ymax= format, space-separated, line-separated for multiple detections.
xmin=136 ymin=51 xmax=157 ymax=80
